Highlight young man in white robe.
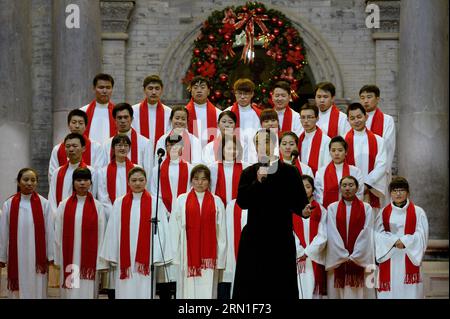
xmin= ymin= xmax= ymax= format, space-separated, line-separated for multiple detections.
xmin=103 ymin=103 xmax=153 ymax=176
xmin=224 ymin=78 xmax=262 ymax=164
xmin=279 ymin=131 xmax=314 ymax=177
xmin=359 ymin=85 xmax=396 ymax=206
xmin=375 ymin=176 xmax=429 ymax=299
xmin=131 ymin=75 xmax=172 ymax=153
xmin=293 ymin=175 xmax=327 ymax=299
xmin=298 ymin=103 xmax=331 ymax=176
xmin=314 ymin=136 xmax=364 ymax=208
xmin=315 ymin=82 xmax=350 ymax=138
xmin=345 ymin=103 xmax=387 ymax=211
xmin=326 ymin=176 xmax=375 ymax=299
xmin=54 ymin=168 xmax=107 ymax=299
xmin=100 ymin=166 xmax=173 ymax=299
xmin=49 ymin=109 xmax=106 ymax=181
xmin=80 ymin=73 xmax=117 ymax=144
xmin=48 ymin=133 xmax=97 ymax=214
xmin=185 ymin=76 xmax=222 ymax=148
xmin=0 ymin=168 xmax=54 ymax=299
xmin=169 ymin=165 xmax=227 ymax=299
xmin=154 ymin=106 xmax=202 ymax=167
xmin=271 ymin=81 xmax=302 ymax=136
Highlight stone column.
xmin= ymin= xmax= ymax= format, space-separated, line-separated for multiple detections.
xmin=0 ymin=0 xmax=32 ymax=204
xmin=52 ymin=0 xmax=102 ymax=145
xmin=100 ymin=0 xmax=135 ymax=103
xmin=398 ymin=0 xmax=449 ymax=239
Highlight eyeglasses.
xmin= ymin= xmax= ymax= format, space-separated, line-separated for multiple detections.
xmin=391 ymin=189 xmax=407 ymax=194
xmin=300 ymin=115 xmax=316 ymax=120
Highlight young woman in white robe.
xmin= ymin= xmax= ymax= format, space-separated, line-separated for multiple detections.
xmin=375 ymin=176 xmax=429 ymax=299
xmin=169 ymin=165 xmax=226 ymax=299
xmin=293 ymin=175 xmax=327 ymax=299
xmin=54 ymin=167 xmax=107 ymax=299
xmin=326 ymin=175 xmax=375 ymax=299
xmin=0 ymin=168 xmax=54 ymax=299
xmin=279 ymin=131 xmax=314 ymax=177
xmin=100 ymin=167 xmax=173 ymax=299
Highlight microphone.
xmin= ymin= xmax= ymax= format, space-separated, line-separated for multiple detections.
xmin=157 ymin=148 xmax=165 ymax=163
xmin=291 ymin=150 xmax=299 ymax=164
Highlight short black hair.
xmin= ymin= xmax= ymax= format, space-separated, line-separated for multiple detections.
xmin=272 ymin=81 xmax=291 ymax=94
xmin=314 ymin=82 xmax=335 ymax=97
xmin=67 ymin=109 xmax=88 ymax=126
xmin=346 ymin=102 xmax=366 ymax=117
xmin=389 ymin=176 xmax=410 ymax=193
xmin=340 ymin=175 xmax=359 ymax=189
xmin=190 ymin=164 xmax=211 ymax=184
xmin=72 ymin=167 xmax=92 ymax=188
xmin=259 ymin=109 xmax=279 ymax=125
xmin=189 ymin=76 xmax=211 ymax=90
xmin=300 ymin=103 xmax=319 ymax=118
xmin=64 ymin=132 xmax=86 ymax=147
xmin=359 ymin=84 xmax=380 ymax=97
xmin=170 ymin=105 xmax=189 ymax=121
xmin=143 ymin=75 xmax=163 ymax=89
xmin=280 ymin=131 xmax=299 ymax=145
xmin=329 ymin=136 xmax=348 ymax=151
xmin=128 ymin=166 xmax=147 ymax=180
xmin=112 ymin=103 xmax=134 ymax=118
xmin=93 ymin=73 xmax=114 ymax=87
xmin=218 ymin=110 xmax=237 ymax=124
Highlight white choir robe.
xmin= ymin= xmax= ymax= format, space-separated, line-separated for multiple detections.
xmin=314 ymin=163 xmax=365 ymax=206
xmin=325 ymin=200 xmax=375 ymax=299
xmin=48 ymin=140 xmax=107 ymax=182
xmin=223 ymin=199 xmax=248 ymax=292
xmin=317 ymin=106 xmax=351 ymax=138
xmin=366 ymin=109 xmax=396 ymax=206
xmin=99 ymin=192 xmax=173 ymax=299
xmin=0 ymin=194 xmax=54 ymax=299
xmin=188 ymin=102 xmax=222 ymax=148
xmin=54 ymin=195 xmax=107 ymax=299
xmin=202 ymin=139 xmax=219 ymax=165
xmin=80 ymin=102 xmax=114 ymax=144
xmin=299 ymin=129 xmax=332 ymax=173
xmin=350 ymin=129 xmax=387 ymax=204
xmin=375 ymin=200 xmax=429 ymax=299
xmin=48 ymin=163 xmax=97 ymax=214
xmin=154 ymin=130 xmax=202 ymax=168
xmin=209 ymin=161 xmax=250 ymax=206
xmin=168 ymin=192 xmax=227 ymax=299
xmin=103 ymin=129 xmax=154 ymax=178
xmin=224 ymin=104 xmax=261 ymax=164
xmin=282 ymin=159 xmax=314 ymax=178
xmin=131 ymin=101 xmax=172 ymax=152
xmin=277 ymin=107 xmax=303 ymax=136
xmin=294 ymin=204 xmax=327 ymax=299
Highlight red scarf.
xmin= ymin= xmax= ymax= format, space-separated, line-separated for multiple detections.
xmin=334 ymin=198 xmax=366 ymax=288
xmin=230 ymin=102 xmax=261 ymax=128
xmin=292 ymin=200 xmax=326 ymax=295
xmin=233 ymin=202 xmax=244 ymax=260
xmin=62 ymin=192 xmax=98 ymax=287
xmin=106 ymin=158 xmax=134 ymax=203
xmin=326 ymin=104 xmax=340 ymax=138
xmin=57 ymin=137 xmax=92 ymax=166
xmin=370 ymin=108 xmax=384 ymax=137
xmin=293 ymin=158 xmax=303 ymax=175
xmin=160 ymin=158 xmax=188 ymax=212
xmin=185 ymin=190 xmax=217 ymax=277
xmin=323 ymin=162 xmax=350 ymax=208
xmin=298 ymin=127 xmax=323 ymax=174
xmin=186 ymin=98 xmax=218 ymax=143
xmin=56 ymin=160 xmax=87 ymax=207
xmin=120 ymin=191 xmax=152 ymax=279
xmin=84 ymin=100 xmax=116 ymax=138
xmin=139 ymin=99 xmax=166 ymax=149
xmin=8 ymin=192 xmax=47 ymax=291
xmin=279 ymin=107 xmax=293 ymax=133
xmin=214 ymin=162 xmax=243 ymax=205
xmin=345 ymin=129 xmax=380 ymax=208
xmin=378 ymin=202 xmax=421 ymax=292
xmin=212 ymin=136 xmax=222 ymax=162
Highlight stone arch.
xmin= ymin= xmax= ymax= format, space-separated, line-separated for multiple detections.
xmin=159 ymin=8 xmax=344 ymax=103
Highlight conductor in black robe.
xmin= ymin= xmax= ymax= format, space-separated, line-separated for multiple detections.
xmin=232 ymin=128 xmax=313 ymax=299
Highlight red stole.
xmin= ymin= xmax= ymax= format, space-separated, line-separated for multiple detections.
xmin=370 ymin=108 xmax=385 ymax=137
xmin=186 ymin=99 xmax=218 ymax=143
xmin=323 ymin=162 xmax=350 ymax=208
xmin=293 ymin=158 xmax=303 ymax=175
xmin=230 ymin=102 xmax=262 ymax=128
xmin=345 ymin=129 xmax=380 ymax=208
xmin=279 ymin=107 xmax=293 ymax=133
xmin=139 ymin=99 xmax=165 ymax=149
xmin=212 ymin=136 xmax=222 ymax=162
xmin=233 ymin=202 xmax=244 ymax=260
xmin=84 ymin=100 xmax=116 ymax=138
xmin=378 ymin=202 xmax=421 ymax=292
xmin=8 ymin=192 xmax=47 ymax=291
xmin=160 ymin=158 xmax=189 ymax=212
xmin=62 ymin=192 xmax=98 ymax=287
xmin=214 ymin=162 xmax=243 ymax=205
xmin=106 ymin=158 xmax=134 ymax=203
xmin=57 ymin=137 xmax=92 ymax=166
xmin=120 ymin=191 xmax=152 ymax=279
xmin=185 ymin=190 xmax=217 ymax=277
xmin=334 ymin=198 xmax=366 ymax=288
xmin=298 ymin=127 xmax=323 ymax=174
xmin=292 ymin=200 xmax=326 ymax=295
xmin=326 ymin=104 xmax=340 ymax=138
xmin=56 ymin=160 xmax=87 ymax=207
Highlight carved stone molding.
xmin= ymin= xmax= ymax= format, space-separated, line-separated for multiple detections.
xmin=100 ymin=0 xmax=135 ymax=39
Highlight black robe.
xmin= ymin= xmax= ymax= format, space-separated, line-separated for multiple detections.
xmin=232 ymin=160 xmax=309 ymax=299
